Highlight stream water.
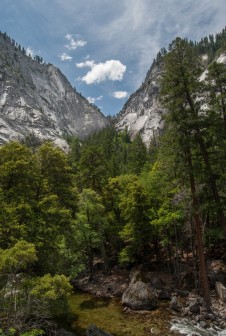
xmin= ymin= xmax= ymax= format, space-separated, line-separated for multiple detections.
xmin=67 ymin=292 xmax=226 ymax=336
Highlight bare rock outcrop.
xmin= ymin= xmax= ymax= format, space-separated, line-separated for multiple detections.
xmin=122 ymin=280 xmax=158 ymax=310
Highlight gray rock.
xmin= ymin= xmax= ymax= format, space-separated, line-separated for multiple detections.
xmin=86 ymin=325 xmax=112 ymax=336
xmin=0 ymin=34 xmax=109 ymax=148
xmin=116 ymin=61 xmax=166 ymax=146
xmin=151 ymin=276 xmax=166 ymax=289
xmin=170 ymin=296 xmax=181 ymax=312
xmin=122 ymin=280 xmax=158 ymax=310
xmin=129 ymin=269 xmax=142 ymax=284
xmin=157 ymin=288 xmax=171 ymax=300
xmin=189 ymin=302 xmax=200 ymax=314
xmin=199 ymin=321 xmax=209 ymax=329
xmin=208 ymin=260 xmax=226 ymax=286
xmin=116 ymin=52 xmax=226 ymax=147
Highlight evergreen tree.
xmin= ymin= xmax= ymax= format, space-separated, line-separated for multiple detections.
xmin=160 ymin=37 xmax=211 ymax=310
xmin=127 ymin=134 xmax=148 ymax=174
xmin=74 ymin=189 xmax=109 ymax=276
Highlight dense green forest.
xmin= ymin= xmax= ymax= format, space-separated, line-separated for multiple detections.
xmin=0 ymin=29 xmax=226 ymax=334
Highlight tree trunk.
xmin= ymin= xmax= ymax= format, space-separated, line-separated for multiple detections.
xmin=186 ymin=146 xmax=211 ymax=311
xmin=96 ymin=222 xmax=110 ymax=274
xmin=191 ymin=223 xmax=199 ymax=291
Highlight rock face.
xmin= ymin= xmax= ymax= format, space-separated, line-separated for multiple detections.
xmin=116 ymin=61 xmax=166 ymax=146
xmin=122 ymin=280 xmax=158 ymax=310
xmin=0 ymin=33 xmax=108 ymax=147
xmin=116 ymin=50 xmax=226 ymax=147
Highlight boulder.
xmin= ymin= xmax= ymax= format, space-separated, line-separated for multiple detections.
xmin=150 ymin=277 xmax=166 ymax=290
xmin=170 ymin=296 xmax=181 ymax=312
xmin=157 ymin=288 xmax=171 ymax=300
xmin=208 ymin=260 xmax=226 ymax=287
xmin=179 ymin=271 xmax=195 ymax=290
xmin=189 ymin=301 xmax=200 ymax=314
xmin=199 ymin=321 xmax=209 ymax=329
xmin=86 ymin=325 xmax=112 ymax=336
xmin=129 ymin=269 xmax=142 ymax=284
xmin=122 ymin=281 xmax=158 ymax=310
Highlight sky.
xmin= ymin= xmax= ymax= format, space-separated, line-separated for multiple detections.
xmin=0 ymin=0 xmax=226 ymax=116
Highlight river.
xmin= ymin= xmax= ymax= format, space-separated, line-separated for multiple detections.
xmin=66 ymin=292 xmax=226 ymax=336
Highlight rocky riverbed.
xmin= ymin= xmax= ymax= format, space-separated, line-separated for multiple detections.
xmin=71 ymin=263 xmax=226 ymax=336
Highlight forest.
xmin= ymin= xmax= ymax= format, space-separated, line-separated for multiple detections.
xmin=0 ymin=32 xmax=226 ymax=335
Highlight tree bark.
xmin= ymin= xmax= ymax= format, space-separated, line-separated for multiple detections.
xmin=185 ymin=146 xmax=211 ymax=311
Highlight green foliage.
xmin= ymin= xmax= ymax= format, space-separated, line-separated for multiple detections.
xmin=160 ymin=37 xmax=226 ymax=231
xmin=78 ymin=145 xmax=108 ymax=192
xmin=30 ymin=274 xmax=72 ymax=302
xmin=36 ymin=142 xmax=78 ymax=211
xmin=73 ymin=189 xmax=109 ymax=273
xmin=0 ymin=328 xmax=17 ymax=336
xmin=69 ymin=126 xmax=149 ymax=179
xmin=105 ymin=175 xmax=151 ymax=263
xmin=205 ymin=227 xmax=225 ymax=247
xmin=21 ymin=330 xmax=44 ymax=336
xmin=127 ymin=134 xmax=149 ymax=174
xmin=0 ymin=142 xmax=39 ymax=203
xmin=0 ymin=241 xmax=71 ymax=334
xmin=0 ymin=240 xmax=37 ymax=274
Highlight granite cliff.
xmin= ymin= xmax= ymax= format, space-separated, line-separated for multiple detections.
xmin=0 ymin=33 xmax=108 ymax=148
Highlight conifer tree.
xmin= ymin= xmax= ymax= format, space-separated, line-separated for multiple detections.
xmin=160 ymin=37 xmax=211 ymax=310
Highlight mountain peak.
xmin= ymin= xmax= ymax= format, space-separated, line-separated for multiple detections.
xmin=0 ymin=32 xmax=109 ymax=147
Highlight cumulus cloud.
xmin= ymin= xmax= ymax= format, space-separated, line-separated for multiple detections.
xmin=76 ymin=60 xmax=126 ymax=84
xmin=26 ymin=47 xmax=34 ymax=57
xmin=65 ymin=34 xmax=87 ymax=50
xmin=60 ymin=53 xmax=72 ymax=61
xmin=76 ymin=60 xmax=95 ymax=68
xmin=113 ymin=91 xmax=128 ymax=99
xmin=87 ymin=95 xmax=103 ymax=104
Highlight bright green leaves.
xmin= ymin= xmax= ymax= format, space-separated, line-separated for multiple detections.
xmin=36 ymin=142 xmax=78 ymax=212
xmin=0 ymin=240 xmax=37 ymax=274
xmin=0 ymin=241 xmax=71 ymax=334
xmin=0 ymin=142 xmax=39 ymax=203
xmin=74 ymin=188 xmax=109 ymax=274
xmin=105 ymin=175 xmax=151 ymax=264
xmin=30 ymin=274 xmax=72 ymax=301
xmin=0 ymin=141 xmax=79 ymax=274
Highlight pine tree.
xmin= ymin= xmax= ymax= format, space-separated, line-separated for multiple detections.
xmin=160 ymin=37 xmax=211 ymax=310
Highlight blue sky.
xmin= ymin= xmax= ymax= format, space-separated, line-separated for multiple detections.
xmin=0 ymin=0 xmax=226 ymax=116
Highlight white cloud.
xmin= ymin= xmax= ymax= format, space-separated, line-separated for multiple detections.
xmin=26 ymin=47 xmax=34 ymax=57
xmin=96 ymin=95 xmax=103 ymax=101
xmin=76 ymin=60 xmax=95 ymax=68
xmin=87 ymin=95 xmax=103 ymax=104
xmin=87 ymin=97 xmax=96 ymax=104
xmin=78 ymin=60 xmax=126 ymax=84
xmin=65 ymin=34 xmax=87 ymax=50
xmin=21 ymin=1 xmax=226 ymax=93
xmin=65 ymin=34 xmax=72 ymax=40
xmin=60 ymin=53 xmax=72 ymax=61
xmin=113 ymin=91 xmax=128 ymax=99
